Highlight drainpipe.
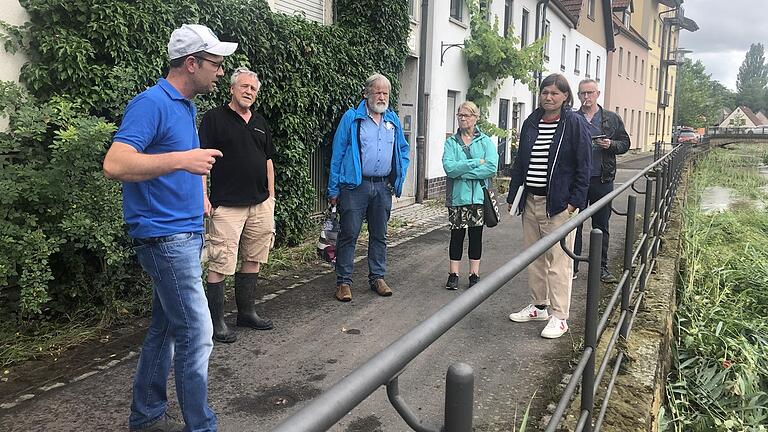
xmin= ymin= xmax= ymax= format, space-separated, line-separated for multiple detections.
xmin=655 ymin=6 xmax=679 ymax=145
xmin=415 ymin=0 xmax=430 ymax=203
xmin=535 ymin=0 xmax=550 ymax=88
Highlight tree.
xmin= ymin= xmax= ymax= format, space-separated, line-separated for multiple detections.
xmin=677 ymin=59 xmax=734 ymax=127
xmin=735 ymin=43 xmax=768 ymax=113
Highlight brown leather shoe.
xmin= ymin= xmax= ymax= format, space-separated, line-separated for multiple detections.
xmin=335 ymin=284 xmax=352 ymax=302
xmin=370 ymin=279 xmax=392 ymax=296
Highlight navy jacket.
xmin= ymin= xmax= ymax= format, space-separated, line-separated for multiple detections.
xmin=506 ymin=106 xmax=592 ymax=216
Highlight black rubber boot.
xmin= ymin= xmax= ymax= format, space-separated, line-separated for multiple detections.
xmin=235 ymin=273 xmax=274 ymax=330
xmin=205 ymin=281 xmax=236 ymax=343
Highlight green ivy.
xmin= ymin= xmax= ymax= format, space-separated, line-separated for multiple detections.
xmin=0 ymin=0 xmax=409 ymax=318
xmin=464 ymin=0 xmax=544 ymax=137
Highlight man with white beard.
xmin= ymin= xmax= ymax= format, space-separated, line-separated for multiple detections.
xmin=327 ymin=73 xmax=410 ymax=302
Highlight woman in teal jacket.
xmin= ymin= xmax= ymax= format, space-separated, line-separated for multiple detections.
xmin=442 ymin=101 xmax=499 ymax=289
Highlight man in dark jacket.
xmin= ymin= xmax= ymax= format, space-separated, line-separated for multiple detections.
xmin=573 ymin=79 xmax=630 ymax=283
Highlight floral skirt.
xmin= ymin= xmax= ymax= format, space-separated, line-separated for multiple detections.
xmin=448 ymin=204 xmax=484 ymax=230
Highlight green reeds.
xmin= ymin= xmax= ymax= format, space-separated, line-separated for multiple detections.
xmin=665 ymin=144 xmax=768 ymax=431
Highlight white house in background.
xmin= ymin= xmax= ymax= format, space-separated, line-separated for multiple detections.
xmin=269 ymin=0 xmax=421 ymax=206
xmin=756 ymin=111 xmax=768 ymax=125
xmin=420 ymin=0 xmax=612 ymax=198
xmin=718 ymin=106 xmax=764 ymax=128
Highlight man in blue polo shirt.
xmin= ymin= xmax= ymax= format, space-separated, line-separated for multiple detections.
xmin=103 ymin=24 xmax=236 ymax=432
xmin=327 ymin=73 xmax=410 ymax=302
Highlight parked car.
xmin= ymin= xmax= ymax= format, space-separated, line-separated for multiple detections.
xmin=676 ymin=130 xmax=699 ymax=144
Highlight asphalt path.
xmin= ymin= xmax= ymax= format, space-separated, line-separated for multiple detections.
xmin=0 ymin=153 xmax=656 ymax=432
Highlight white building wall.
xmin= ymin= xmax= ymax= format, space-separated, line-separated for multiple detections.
xmin=0 ymin=0 xmax=28 ymax=131
xmin=0 ymin=1 xmax=27 ymax=84
xmin=424 ymin=2 xmax=472 ymax=180
xmin=423 ymin=0 xmax=583 ymax=181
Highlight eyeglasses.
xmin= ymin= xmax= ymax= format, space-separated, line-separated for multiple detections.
xmin=456 ymin=113 xmax=476 ymax=119
xmin=193 ymin=56 xmax=224 ymax=70
xmin=578 ymin=90 xmax=597 ymax=97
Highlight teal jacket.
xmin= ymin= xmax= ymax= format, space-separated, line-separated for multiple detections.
xmin=442 ymin=129 xmax=499 ymax=207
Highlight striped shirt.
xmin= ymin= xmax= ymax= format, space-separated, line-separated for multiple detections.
xmin=525 ymin=119 xmax=559 ymax=194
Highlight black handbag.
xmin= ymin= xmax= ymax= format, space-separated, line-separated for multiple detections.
xmin=482 ymin=184 xmax=500 ymax=228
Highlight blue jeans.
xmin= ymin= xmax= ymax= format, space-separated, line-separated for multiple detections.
xmin=129 ymin=233 xmax=216 ymax=432
xmin=335 ymin=179 xmax=392 ymax=286
xmin=574 ymin=178 xmax=613 ymax=270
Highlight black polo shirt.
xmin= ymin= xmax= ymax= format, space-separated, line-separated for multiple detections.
xmin=200 ymin=104 xmax=275 ymax=207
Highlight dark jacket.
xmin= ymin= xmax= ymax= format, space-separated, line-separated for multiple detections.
xmin=578 ymin=105 xmax=630 ymax=183
xmin=506 ymin=106 xmax=592 ymax=216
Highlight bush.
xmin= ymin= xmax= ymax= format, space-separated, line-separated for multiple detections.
xmin=0 ymin=0 xmax=409 ymax=319
xmin=0 ymin=82 xmax=147 ymax=319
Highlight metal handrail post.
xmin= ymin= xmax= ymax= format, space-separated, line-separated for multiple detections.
xmin=623 ymin=195 xmax=637 ymax=274
xmin=621 ymin=196 xmax=637 ymax=337
xmin=443 ymin=363 xmax=474 ymax=432
xmin=581 ymin=229 xmax=602 ymax=432
xmin=653 ymin=167 xmax=663 ymax=258
xmin=640 ymin=178 xmax=653 ymax=292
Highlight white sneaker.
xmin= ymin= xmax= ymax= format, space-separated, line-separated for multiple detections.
xmin=509 ymin=304 xmax=549 ymax=322
xmin=541 ymin=317 xmax=569 ymax=339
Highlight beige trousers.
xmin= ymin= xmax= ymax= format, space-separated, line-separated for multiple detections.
xmin=522 ymin=194 xmax=577 ymax=320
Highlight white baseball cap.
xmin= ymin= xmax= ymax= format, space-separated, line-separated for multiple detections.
xmin=167 ymin=24 xmax=238 ymax=60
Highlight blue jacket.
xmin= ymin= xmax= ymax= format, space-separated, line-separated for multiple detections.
xmin=442 ymin=129 xmax=499 ymax=207
xmin=327 ymin=100 xmax=410 ymax=198
xmin=506 ymin=106 xmax=592 ymax=216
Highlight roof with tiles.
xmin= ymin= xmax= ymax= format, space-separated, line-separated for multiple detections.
xmin=557 ymin=0 xmax=584 ymax=23
xmin=741 ymin=106 xmax=764 ymax=126
xmin=613 ymin=0 xmax=631 ymax=9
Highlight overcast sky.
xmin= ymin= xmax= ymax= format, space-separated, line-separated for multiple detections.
xmin=679 ymin=0 xmax=768 ymax=91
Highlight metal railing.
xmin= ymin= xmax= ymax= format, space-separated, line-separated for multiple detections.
xmin=706 ymin=126 xmax=768 ymax=136
xmin=272 ymin=142 xmax=691 ymax=432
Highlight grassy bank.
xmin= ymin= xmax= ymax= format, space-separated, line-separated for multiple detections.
xmin=663 ymin=144 xmax=768 ymax=431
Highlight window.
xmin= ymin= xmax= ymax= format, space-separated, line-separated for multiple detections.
xmin=521 ymin=9 xmax=529 ymax=47
xmin=626 ymin=50 xmax=631 ymax=77
xmin=623 ymin=108 xmax=628 ymax=124
xmin=622 ymin=10 xmax=631 ymax=27
xmin=574 ymin=45 xmax=581 ymax=74
xmin=543 ymin=20 xmax=551 ymax=59
xmin=408 ymin=0 xmax=417 ymax=19
xmin=653 ymin=19 xmax=657 ymax=43
xmin=446 ymin=91 xmax=458 ymax=133
xmin=637 ymin=110 xmax=642 ymax=138
xmin=587 ymin=0 xmax=596 ymax=20
xmin=498 ymin=99 xmax=510 ymax=150
xmin=585 ymin=51 xmax=591 ymax=77
xmin=560 ymin=35 xmax=567 ymax=71
xmin=450 ymin=0 xmax=462 ymax=21
xmin=634 ymin=55 xmax=638 ymax=81
xmin=596 ymin=56 xmax=601 ymax=81
xmin=504 ymin=0 xmax=513 ymax=37
xmin=640 ymin=59 xmax=645 ymax=84
xmin=618 ymin=47 xmax=623 ymax=76
xmin=630 ymin=109 xmax=635 ymax=132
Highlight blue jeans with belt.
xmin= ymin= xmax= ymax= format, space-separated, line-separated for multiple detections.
xmin=129 ymin=232 xmax=216 ymax=432
xmin=335 ymin=177 xmax=393 ymax=286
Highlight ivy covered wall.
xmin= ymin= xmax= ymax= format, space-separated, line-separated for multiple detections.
xmin=0 ymin=0 xmax=409 ymax=318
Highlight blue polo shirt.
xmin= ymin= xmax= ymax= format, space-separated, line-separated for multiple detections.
xmin=359 ymin=109 xmax=395 ymax=177
xmin=113 ymin=78 xmax=204 ymax=238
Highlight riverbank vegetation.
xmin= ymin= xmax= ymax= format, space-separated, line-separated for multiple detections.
xmin=663 ymin=143 xmax=768 ymax=431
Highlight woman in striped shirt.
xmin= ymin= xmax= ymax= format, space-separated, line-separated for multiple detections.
xmin=506 ymin=73 xmax=592 ymax=339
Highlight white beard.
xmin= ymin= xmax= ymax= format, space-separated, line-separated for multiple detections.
xmin=370 ymin=101 xmax=388 ymax=114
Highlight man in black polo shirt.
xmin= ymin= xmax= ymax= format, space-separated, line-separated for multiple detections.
xmin=200 ymin=67 xmax=275 ymax=343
